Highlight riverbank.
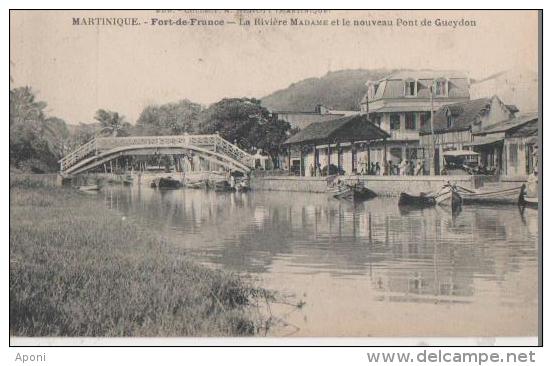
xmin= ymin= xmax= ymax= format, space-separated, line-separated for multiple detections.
xmin=10 ymin=177 xmax=271 ymax=337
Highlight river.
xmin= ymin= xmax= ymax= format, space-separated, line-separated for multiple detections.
xmin=99 ymin=185 xmax=539 ymax=337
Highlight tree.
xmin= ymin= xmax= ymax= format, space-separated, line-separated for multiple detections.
xmin=9 ymin=87 xmax=67 ymax=172
xmin=135 ymin=99 xmax=202 ymax=136
xmin=198 ymin=98 xmax=291 ymax=164
xmin=94 ymin=109 xmax=131 ymax=137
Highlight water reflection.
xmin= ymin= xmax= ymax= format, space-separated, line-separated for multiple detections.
xmin=101 ymin=185 xmax=538 ymax=336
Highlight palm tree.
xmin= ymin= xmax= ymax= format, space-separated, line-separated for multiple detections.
xmin=94 ymin=109 xmax=129 ymax=137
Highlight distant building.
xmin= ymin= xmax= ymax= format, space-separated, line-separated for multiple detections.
xmin=360 ymin=70 xmax=470 ymax=172
xmin=272 ymin=104 xmax=358 ymax=130
xmin=419 ymin=96 xmax=531 ymax=176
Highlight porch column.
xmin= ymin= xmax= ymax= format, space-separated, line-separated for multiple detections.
xmin=288 ymin=146 xmax=291 ymax=175
xmin=351 ymin=140 xmax=356 ymax=173
xmin=327 ymin=143 xmax=331 ymax=167
xmin=299 ymin=144 xmax=303 ymax=176
xmin=336 ymin=142 xmax=341 ymax=174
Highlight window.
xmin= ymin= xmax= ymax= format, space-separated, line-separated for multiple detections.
xmin=434 ymin=79 xmax=447 ymax=96
xmin=405 ymin=80 xmax=416 ymax=96
xmin=405 ymin=113 xmax=416 ymax=130
xmin=390 ymin=114 xmax=401 ymax=130
xmin=419 ymin=112 xmax=430 ymax=129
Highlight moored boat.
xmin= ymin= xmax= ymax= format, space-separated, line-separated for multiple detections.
xmin=456 ymin=185 xmax=522 ymax=205
xmin=185 ymin=180 xmax=207 ymax=189
xmin=518 ymin=183 xmax=538 ymax=209
xmin=150 ymin=177 xmax=183 ymax=189
xmin=78 ymin=184 xmax=100 ymax=192
xmin=433 ymin=184 xmax=463 ymax=208
xmin=213 ymin=180 xmax=236 ymax=192
xmin=398 ymin=192 xmax=435 ymax=207
xmin=327 ymin=181 xmax=376 ymax=202
xmin=398 ymin=183 xmax=462 ymax=209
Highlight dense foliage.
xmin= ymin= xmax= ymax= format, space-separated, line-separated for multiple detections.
xmin=9 ymin=87 xmax=69 ymax=172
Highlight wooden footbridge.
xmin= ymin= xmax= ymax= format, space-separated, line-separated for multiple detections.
xmin=59 ymin=134 xmax=255 ymax=175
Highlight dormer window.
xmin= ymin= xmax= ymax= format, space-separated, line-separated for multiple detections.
xmin=405 ymin=79 xmax=417 ymax=97
xmin=434 ymin=78 xmax=448 ymax=96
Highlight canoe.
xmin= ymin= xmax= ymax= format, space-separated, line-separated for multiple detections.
xmin=328 ymin=183 xmax=376 ymax=202
xmin=457 ymin=185 xmax=522 ymax=205
xmin=78 ymin=184 xmax=100 ymax=191
xmin=150 ymin=177 xmax=182 ymax=189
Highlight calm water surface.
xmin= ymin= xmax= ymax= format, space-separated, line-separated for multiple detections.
xmin=100 ymin=185 xmax=539 ymax=337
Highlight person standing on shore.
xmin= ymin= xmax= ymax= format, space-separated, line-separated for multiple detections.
xmin=375 ymin=162 xmax=381 ymax=175
xmin=415 ymin=160 xmax=423 ymax=175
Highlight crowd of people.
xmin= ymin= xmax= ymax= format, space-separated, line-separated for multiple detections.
xmin=359 ymin=159 xmax=424 ymax=176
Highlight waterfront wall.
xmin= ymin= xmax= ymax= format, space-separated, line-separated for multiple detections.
xmin=251 ymin=175 xmax=484 ymax=196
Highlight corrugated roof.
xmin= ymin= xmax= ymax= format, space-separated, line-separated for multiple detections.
xmin=476 ymin=113 xmax=538 ymax=134
xmin=283 ymin=115 xmax=389 ymax=145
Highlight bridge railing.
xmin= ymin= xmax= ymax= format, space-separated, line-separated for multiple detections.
xmin=60 ymin=134 xmax=255 ymax=172
xmin=59 ymin=138 xmax=97 ymax=172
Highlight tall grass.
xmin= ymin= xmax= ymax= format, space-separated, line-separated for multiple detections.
xmin=10 ymin=183 xmax=271 ymax=337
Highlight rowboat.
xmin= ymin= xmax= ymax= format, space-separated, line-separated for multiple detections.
xmin=78 ymin=184 xmax=100 ymax=192
xmin=433 ymin=184 xmax=463 ymax=208
xmin=456 ymin=185 xmax=522 ymax=205
xmin=150 ymin=177 xmax=183 ymax=189
xmin=327 ymin=182 xmax=376 ymax=202
xmin=213 ymin=180 xmax=236 ymax=192
xmin=185 ymin=180 xmax=207 ymax=189
xmin=398 ymin=192 xmax=435 ymax=207
xmin=399 ymin=183 xmax=462 ymax=209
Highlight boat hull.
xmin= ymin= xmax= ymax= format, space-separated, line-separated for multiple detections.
xmin=459 ymin=186 xmax=522 ymax=205
xmin=329 ymin=185 xmax=376 ymax=202
xmin=151 ymin=178 xmax=183 ymax=189
xmin=434 ymin=188 xmax=462 ymax=208
xmin=398 ymin=192 xmax=436 ymax=207
xmin=520 ymin=195 xmax=538 ymax=209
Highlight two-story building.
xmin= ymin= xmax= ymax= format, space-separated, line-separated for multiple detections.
xmin=360 ymin=70 xmax=470 ymax=172
xmin=419 ymin=96 xmax=519 ymax=175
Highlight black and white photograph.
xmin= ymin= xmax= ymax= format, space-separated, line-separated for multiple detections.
xmin=8 ymin=8 xmax=542 ymax=354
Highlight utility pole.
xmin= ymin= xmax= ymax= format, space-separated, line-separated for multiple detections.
xmin=429 ymin=85 xmax=436 ymax=175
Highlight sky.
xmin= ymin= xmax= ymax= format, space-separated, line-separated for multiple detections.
xmin=10 ymin=10 xmax=539 ymax=124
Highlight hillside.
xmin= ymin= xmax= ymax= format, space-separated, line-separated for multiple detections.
xmin=261 ymin=69 xmax=393 ymax=112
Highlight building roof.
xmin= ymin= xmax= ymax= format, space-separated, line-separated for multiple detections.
xmin=420 ymin=98 xmax=492 ymax=134
xmin=283 ymin=115 xmax=389 ymax=145
xmin=369 ymin=106 xmax=433 ymax=113
xmin=475 ymin=113 xmax=538 ymax=134
xmin=463 ymin=136 xmax=505 ymax=147
xmin=380 ymin=70 xmax=468 ymax=81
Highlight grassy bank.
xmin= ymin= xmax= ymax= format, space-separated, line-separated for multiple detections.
xmin=10 ymin=179 xmax=271 ymax=337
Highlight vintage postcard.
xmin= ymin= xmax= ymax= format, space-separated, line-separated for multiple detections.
xmin=9 ymin=9 xmax=541 ymax=345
